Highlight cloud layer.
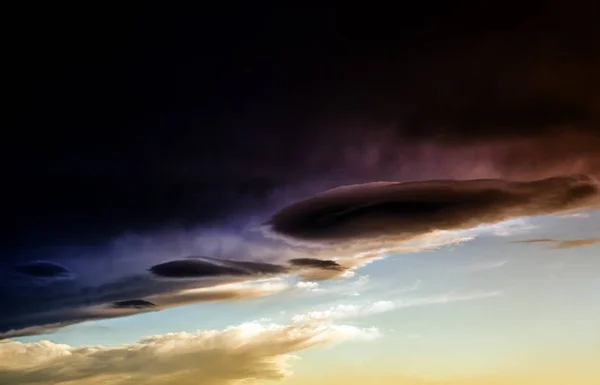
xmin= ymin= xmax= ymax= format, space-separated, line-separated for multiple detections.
xmin=4 ymin=174 xmax=596 ymax=339
xmin=0 ymin=272 xmax=289 ymax=339
xmin=13 ymin=261 xmax=73 ymax=279
xmin=0 ymin=310 xmax=379 ymax=385
xmin=149 ymin=257 xmax=288 ymax=278
xmin=267 ymin=176 xmax=600 ymax=244
xmin=0 ymin=287 xmax=502 ymax=385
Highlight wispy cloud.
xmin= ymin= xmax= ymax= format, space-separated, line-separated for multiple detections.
xmin=472 ymin=218 xmax=536 ymax=237
xmin=513 ymin=238 xmax=600 ymax=249
xmin=551 ymin=239 xmax=600 ymax=249
xmin=453 ymin=259 xmax=509 ymax=274
xmin=292 ymin=290 xmax=502 ymax=323
xmin=556 ymin=212 xmax=591 ymax=219
xmin=0 ymin=286 xmax=503 ymax=385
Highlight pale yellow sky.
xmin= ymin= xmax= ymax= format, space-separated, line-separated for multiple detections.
xmin=280 ymin=356 xmax=600 ymax=385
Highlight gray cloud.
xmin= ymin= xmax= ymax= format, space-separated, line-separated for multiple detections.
xmin=13 ymin=261 xmax=72 ymax=279
xmin=150 ymin=259 xmax=248 ymax=278
xmin=266 ymin=175 xmax=600 ymax=244
xmin=111 ymin=299 xmax=156 ymax=309
xmin=288 ymin=258 xmax=349 ymax=282
xmin=4 ymin=175 xmax=596 ymax=340
xmin=0 ymin=253 xmax=292 ymax=339
xmin=149 ymin=257 xmax=289 ymax=278
xmin=288 ymin=258 xmax=345 ymax=270
xmin=0 ymin=277 xmax=289 ymax=339
xmin=0 ymin=247 xmax=345 ymax=339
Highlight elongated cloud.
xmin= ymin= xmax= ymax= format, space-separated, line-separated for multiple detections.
xmin=267 ymin=175 xmax=599 ymax=244
xmin=149 ymin=257 xmax=288 ymax=278
xmin=0 ymin=309 xmax=379 ymax=385
xmin=552 ymin=239 xmax=600 ymax=249
xmin=0 ymin=277 xmax=289 ymax=339
xmin=5 ymin=174 xmax=591 ymax=339
xmin=0 ymin=287 xmax=502 ymax=385
xmin=13 ymin=261 xmax=73 ymax=279
xmin=289 ymin=258 xmax=344 ymax=270
xmin=291 ymin=290 xmax=502 ymax=323
xmin=513 ymin=238 xmax=600 ymax=249
xmin=110 ymin=299 xmax=156 ymax=309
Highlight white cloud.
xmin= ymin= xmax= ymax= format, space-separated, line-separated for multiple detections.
xmin=295 ymin=281 xmax=321 ymax=291
xmin=0 ymin=265 xmax=506 ymax=385
xmin=291 ymin=301 xmax=395 ymax=323
xmin=468 ymin=218 xmax=535 ymax=237
xmin=556 ymin=212 xmax=591 ymax=219
xmin=0 ymin=311 xmax=379 ymax=385
xmin=291 ymin=290 xmax=501 ymax=324
xmin=0 ymin=287 xmax=502 ymax=385
xmin=300 ymin=231 xmax=477 ymax=282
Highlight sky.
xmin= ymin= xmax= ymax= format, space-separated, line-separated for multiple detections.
xmin=2 ymin=1 xmax=600 ymax=384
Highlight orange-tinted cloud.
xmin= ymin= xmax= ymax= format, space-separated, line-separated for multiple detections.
xmin=513 ymin=238 xmax=600 ymax=249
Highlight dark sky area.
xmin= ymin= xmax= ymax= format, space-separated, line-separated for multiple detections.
xmin=3 ymin=1 xmax=599 ymax=257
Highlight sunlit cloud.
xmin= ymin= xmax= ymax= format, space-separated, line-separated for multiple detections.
xmin=295 ymin=281 xmax=321 ymax=291
xmin=0 ymin=307 xmax=380 ymax=385
xmin=291 ymin=290 xmax=502 ymax=323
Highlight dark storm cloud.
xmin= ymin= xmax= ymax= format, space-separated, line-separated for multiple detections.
xmin=0 ymin=274 xmax=179 ymax=337
xmin=150 ymin=259 xmax=246 ymax=278
xmin=150 ymin=257 xmax=288 ymax=278
xmin=4 ymin=0 xmax=600 ymax=343
xmin=111 ymin=299 xmax=156 ymax=309
xmin=0 ymin=275 xmax=287 ymax=339
xmin=5 ymin=1 xmax=600 ymax=261
xmin=267 ymin=175 xmax=600 ymax=244
xmin=287 ymin=258 xmax=350 ymax=281
xmin=13 ymin=261 xmax=72 ymax=279
xmin=0 ymin=256 xmax=289 ymax=339
xmin=0 ymin=177 xmax=282 ymax=260
xmin=0 ymin=250 xmax=346 ymax=338
xmin=288 ymin=258 xmax=345 ymax=271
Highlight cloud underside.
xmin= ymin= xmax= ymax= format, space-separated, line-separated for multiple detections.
xmin=267 ymin=175 xmax=599 ymax=244
xmin=149 ymin=257 xmax=288 ymax=278
xmin=0 ymin=278 xmax=288 ymax=339
xmin=1 ymin=249 xmax=362 ymax=338
xmin=13 ymin=261 xmax=72 ymax=279
xmin=0 ymin=290 xmax=499 ymax=385
xmin=0 ymin=253 xmax=358 ymax=338
xmin=3 ymin=175 xmax=597 ymax=339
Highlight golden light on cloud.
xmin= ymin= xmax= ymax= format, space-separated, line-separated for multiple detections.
xmin=0 ymin=310 xmax=379 ymax=385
